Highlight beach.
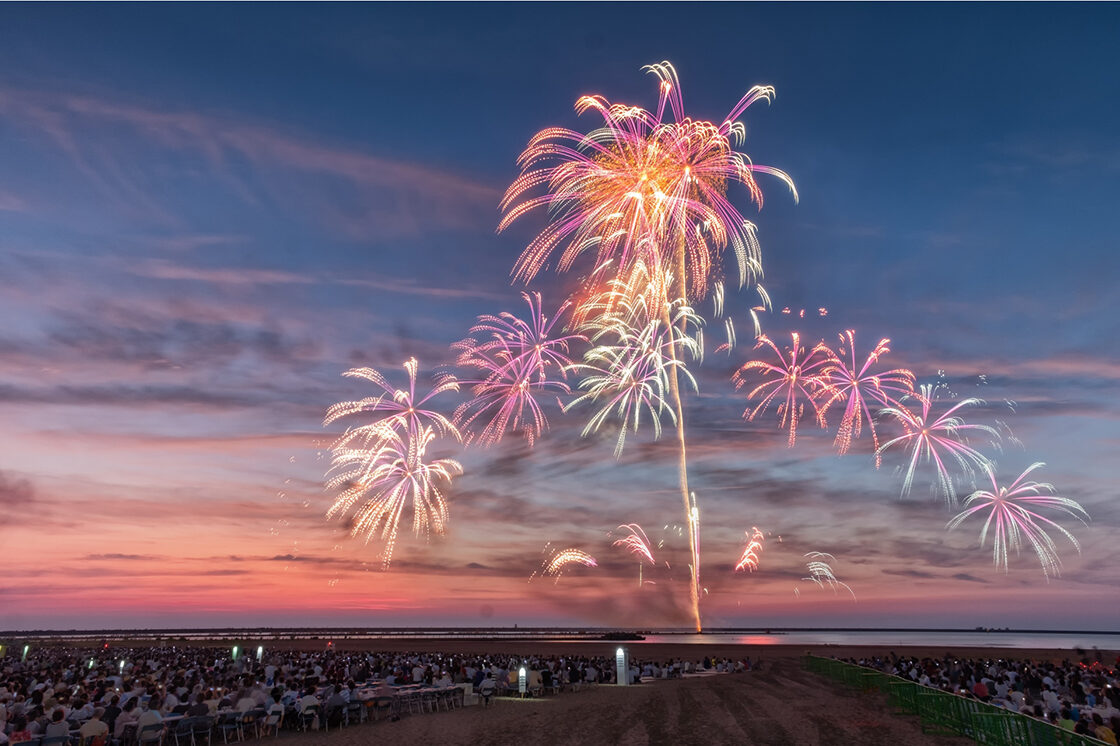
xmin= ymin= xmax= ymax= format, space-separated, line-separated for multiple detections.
xmin=296 ymin=655 xmax=971 ymax=746
xmin=244 ymin=639 xmax=1114 ymax=746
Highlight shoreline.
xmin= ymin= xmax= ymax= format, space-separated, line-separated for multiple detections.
xmin=8 ymin=635 xmax=1117 ymax=665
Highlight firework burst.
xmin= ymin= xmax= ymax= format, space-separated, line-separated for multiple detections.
xmin=802 ymin=552 xmax=855 ymax=599
xmin=325 ymin=427 xmax=462 ymax=569
xmin=877 ymin=384 xmax=997 ymax=503
xmin=500 ymin=61 xmax=796 ymax=300
xmin=735 ymin=527 xmax=765 ymax=572
xmin=612 ymin=524 xmax=656 ymax=565
xmin=947 ymin=463 xmax=1088 ymax=578
xmin=567 ymin=267 xmax=701 ymax=458
xmin=539 ymin=548 xmax=598 ymax=583
xmin=325 ymin=358 xmax=460 ymax=450
xmin=817 ymin=331 xmax=916 ymax=465
xmin=734 ymin=332 xmax=833 ymax=446
xmin=453 ymin=292 xmax=582 ymax=447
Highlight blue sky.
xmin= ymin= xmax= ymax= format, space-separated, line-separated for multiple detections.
xmin=1 ymin=3 xmax=1118 ymax=630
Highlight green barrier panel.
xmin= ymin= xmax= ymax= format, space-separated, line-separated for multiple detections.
xmin=842 ymin=665 xmax=864 ymax=689
xmin=917 ymin=690 xmax=958 ymax=736
xmin=804 ymin=657 xmax=1111 ymax=746
xmin=888 ymin=680 xmax=920 ymax=715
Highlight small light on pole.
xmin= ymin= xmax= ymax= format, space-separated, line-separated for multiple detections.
xmin=256 ymin=646 xmax=263 ymax=662
xmin=119 ymin=659 xmax=125 ymax=673
xmin=518 ymin=666 xmax=527 ymax=697
xmin=22 ymin=644 xmax=30 ymax=662
xmin=232 ymin=646 xmax=239 ymax=661
xmin=616 ymin=647 xmax=628 ymax=686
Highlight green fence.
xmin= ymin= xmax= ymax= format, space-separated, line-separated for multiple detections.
xmin=803 ymin=655 xmax=1108 ymax=746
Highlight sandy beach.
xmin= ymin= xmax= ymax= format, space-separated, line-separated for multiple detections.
xmin=248 ymin=639 xmax=1113 ymax=746
xmin=296 ymin=656 xmax=971 ymax=746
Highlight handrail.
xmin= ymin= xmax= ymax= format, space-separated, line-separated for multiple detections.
xmin=804 ymin=655 xmax=1110 ymax=746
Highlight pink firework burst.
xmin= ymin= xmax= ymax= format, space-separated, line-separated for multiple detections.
xmin=733 ymin=332 xmax=833 ymax=446
xmin=877 ymin=384 xmax=997 ymax=503
xmin=947 ymin=462 xmax=1088 ymax=578
xmin=735 ymin=527 xmax=765 ymax=572
xmin=453 ymin=292 xmax=583 ymax=447
xmin=817 ymin=331 xmax=916 ymax=466
xmin=612 ymin=523 xmax=656 ymax=565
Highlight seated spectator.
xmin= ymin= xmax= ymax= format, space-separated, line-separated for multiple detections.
xmin=78 ymin=708 xmax=110 ymax=743
xmin=113 ymin=700 xmax=140 ymax=740
xmin=187 ymin=695 xmax=209 ymax=718
xmin=8 ymin=716 xmax=32 ymax=743
xmin=478 ymin=675 xmax=496 ymax=706
xmin=43 ymin=709 xmax=70 ymax=739
xmin=1092 ymin=713 xmax=1117 ymax=746
xmin=298 ymin=688 xmax=319 ymax=713
xmin=135 ymin=700 xmax=162 ymax=730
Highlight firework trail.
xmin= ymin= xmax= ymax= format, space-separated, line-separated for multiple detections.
xmin=802 ymin=552 xmax=855 ymax=599
xmin=734 ymin=332 xmax=833 ymax=447
xmin=453 ymin=292 xmax=583 ymax=447
xmin=325 ymin=358 xmax=460 ymax=451
xmin=947 ymin=462 xmax=1088 ymax=578
xmin=502 ymin=62 xmax=796 ymax=632
xmin=877 ymin=384 xmax=997 ymax=503
xmin=735 ymin=527 xmax=765 ymax=572
xmin=326 ymin=427 xmax=462 ymax=569
xmin=817 ymin=331 xmax=915 ymax=465
xmin=500 ymin=61 xmax=796 ymax=299
xmin=537 ymin=548 xmax=598 ymax=583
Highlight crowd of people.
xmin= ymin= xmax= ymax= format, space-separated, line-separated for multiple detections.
xmin=0 ymin=644 xmax=753 ymax=744
xmin=843 ymin=651 xmax=1120 ymax=744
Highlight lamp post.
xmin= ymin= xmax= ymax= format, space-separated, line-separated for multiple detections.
xmin=615 ymin=647 xmax=628 ymax=686
xmin=518 ymin=666 xmax=527 ymax=697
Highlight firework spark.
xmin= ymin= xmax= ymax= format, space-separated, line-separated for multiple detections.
xmin=612 ymin=524 xmax=656 ymax=565
xmin=325 ymin=358 xmax=460 ymax=450
xmin=453 ymin=292 xmax=582 ymax=447
xmin=735 ymin=527 xmax=765 ymax=572
xmin=325 ymin=427 xmax=462 ymax=569
xmin=817 ymin=331 xmax=915 ymax=465
xmin=877 ymin=384 xmax=997 ymax=503
xmin=541 ymin=548 xmax=598 ymax=582
xmin=733 ymin=332 xmax=832 ymax=446
xmin=500 ymin=61 xmax=796 ymax=300
xmin=802 ymin=552 xmax=855 ymax=599
xmin=947 ymin=463 xmax=1088 ymax=578
xmin=567 ymin=266 xmax=701 ymax=458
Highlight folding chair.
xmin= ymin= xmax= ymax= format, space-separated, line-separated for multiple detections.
xmin=190 ymin=716 xmax=214 ymax=746
xmin=136 ymin=723 xmax=164 ymax=746
xmin=170 ymin=717 xmax=195 ymax=746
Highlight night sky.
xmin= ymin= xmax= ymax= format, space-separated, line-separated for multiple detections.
xmin=2 ymin=4 xmax=1118 ymax=631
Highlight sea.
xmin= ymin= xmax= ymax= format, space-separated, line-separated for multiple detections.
xmin=8 ymin=628 xmax=1119 ymax=651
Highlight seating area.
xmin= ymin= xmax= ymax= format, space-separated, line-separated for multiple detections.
xmin=7 ymin=683 xmax=476 ymax=746
xmin=805 ymin=655 xmax=1112 ymax=746
xmin=1 ymin=643 xmax=685 ymax=746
